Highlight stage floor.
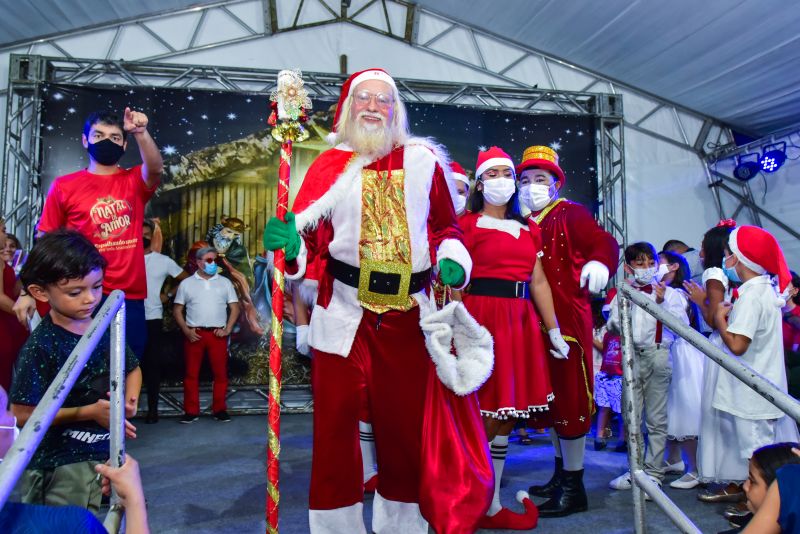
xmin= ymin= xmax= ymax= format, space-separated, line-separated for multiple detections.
xmin=129 ymin=414 xmax=733 ymax=533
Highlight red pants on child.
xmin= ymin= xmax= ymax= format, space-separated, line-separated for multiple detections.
xmin=183 ymin=329 xmax=229 ymax=415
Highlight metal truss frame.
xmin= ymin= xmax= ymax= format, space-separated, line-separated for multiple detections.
xmin=703 ymin=126 xmax=800 ymax=241
xmin=2 ymin=53 xmax=627 ymax=248
xmin=150 ymin=384 xmax=313 ymax=416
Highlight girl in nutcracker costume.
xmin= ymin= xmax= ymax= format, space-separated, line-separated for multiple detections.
xmin=457 ymin=146 xmax=570 ymax=530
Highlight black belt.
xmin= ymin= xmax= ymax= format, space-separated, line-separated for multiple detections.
xmin=328 ymin=258 xmax=430 ymax=296
xmin=467 ymin=278 xmax=530 ymax=299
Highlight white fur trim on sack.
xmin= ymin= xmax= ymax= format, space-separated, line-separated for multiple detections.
xmin=420 ymin=301 xmax=494 ymax=396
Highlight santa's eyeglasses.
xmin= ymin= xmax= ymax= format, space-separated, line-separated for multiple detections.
xmin=353 ymin=90 xmax=394 ymax=108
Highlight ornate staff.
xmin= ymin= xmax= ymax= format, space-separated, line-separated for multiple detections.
xmin=266 ymin=69 xmax=311 ymax=534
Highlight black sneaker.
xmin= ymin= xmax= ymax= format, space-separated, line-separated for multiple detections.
xmin=213 ymin=411 xmax=231 ymax=422
xmin=180 ymin=414 xmax=199 ymax=424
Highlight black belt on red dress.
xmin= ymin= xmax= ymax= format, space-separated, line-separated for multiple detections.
xmin=327 ymin=257 xmax=431 ymax=296
xmin=467 ymin=277 xmax=530 ymax=299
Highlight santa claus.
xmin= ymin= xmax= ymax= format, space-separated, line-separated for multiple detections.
xmin=264 ymin=68 xmax=492 ymax=533
xmin=517 ymin=145 xmax=620 ymax=517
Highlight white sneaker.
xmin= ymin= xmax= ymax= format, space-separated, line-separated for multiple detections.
xmin=609 ymin=471 xmax=632 ymax=490
xmin=663 ymin=460 xmax=685 ymax=474
xmin=669 ymin=472 xmax=700 ymax=489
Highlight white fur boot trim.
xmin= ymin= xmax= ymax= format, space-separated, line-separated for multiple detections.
xmin=372 ymin=492 xmax=428 ymax=534
xmin=309 ymin=502 xmax=367 ymax=534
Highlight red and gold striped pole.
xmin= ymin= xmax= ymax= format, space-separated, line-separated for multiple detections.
xmin=266 ymin=70 xmax=311 ymax=534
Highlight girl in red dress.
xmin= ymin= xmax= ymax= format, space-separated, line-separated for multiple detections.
xmin=457 ymin=147 xmax=569 ymax=530
xmin=0 ymin=219 xmax=28 ymax=391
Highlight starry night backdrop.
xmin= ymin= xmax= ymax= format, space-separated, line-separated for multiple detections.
xmin=39 ymin=82 xmax=598 ymax=211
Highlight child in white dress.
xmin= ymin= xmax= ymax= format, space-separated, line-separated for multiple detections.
xmin=659 ymin=251 xmax=705 ymax=489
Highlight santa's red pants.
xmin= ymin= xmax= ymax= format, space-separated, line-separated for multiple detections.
xmin=183 ymin=329 xmax=229 ymax=415
xmin=309 ymin=307 xmax=429 ymax=533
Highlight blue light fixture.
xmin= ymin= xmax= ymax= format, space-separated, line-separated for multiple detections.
xmin=733 ymin=153 xmax=760 ymax=181
xmin=759 ymin=142 xmax=787 ymax=173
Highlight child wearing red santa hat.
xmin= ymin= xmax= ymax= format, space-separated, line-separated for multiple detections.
xmin=713 ymin=225 xmax=799 ymax=472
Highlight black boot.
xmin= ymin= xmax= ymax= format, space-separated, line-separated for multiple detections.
xmin=528 ymin=456 xmax=563 ymax=498
xmin=537 ymin=468 xmax=588 ymax=518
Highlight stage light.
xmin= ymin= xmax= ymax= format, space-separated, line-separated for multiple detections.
xmin=733 ymin=153 xmax=761 ymax=181
xmin=759 ymin=142 xmax=786 ymax=173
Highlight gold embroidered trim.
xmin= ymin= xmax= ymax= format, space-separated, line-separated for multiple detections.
xmin=533 ymin=197 xmax=565 ymax=225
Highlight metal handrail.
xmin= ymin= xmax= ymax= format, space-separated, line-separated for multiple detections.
xmin=617 ymin=282 xmax=800 ymax=534
xmin=0 ymin=290 xmax=127 ymax=530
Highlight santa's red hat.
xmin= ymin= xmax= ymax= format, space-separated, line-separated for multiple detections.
xmin=330 ymin=68 xmax=398 ymax=134
xmin=448 ymin=161 xmax=469 ymax=185
xmin=475 ymin=146 xmax=514 ymax=178
xmin=728 ymin=225 xmax=791 ymax=292
xmin=516 ymin=145 xmax=566 ymax=185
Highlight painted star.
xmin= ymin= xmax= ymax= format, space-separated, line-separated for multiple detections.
xmin=478 ymin=145 xmax=487 ymax=152
xmin=577 ymin=131 xmax=584 ymax=136
xmin=186 ymin=130 xmax=194 ymax=136
xmin=504 ymin=118 xmax=510 ymax=123
xmin=67 ymin=107 xmax=76 ymax=114
xmin=187 ymin=95 xmax=194 ymax=101
xmin=565 ymin=129 xmax=571 ymax=134
xmin=201 ymin=114 xmax=209 ymax=120
xmin=162 ymin=145 xmax=178 ymax=156
xmin=521 ymin=126 xmax=527 ymax=131
xmin=52 ymin=93 xmax=64 ymax=101
xmin=245 ymin=98 xmax=252 ymax=103
xmin=549 ymin=141 xmax=562 ymax=151
xmin=227 ymin=113 xmax=237 ymax=120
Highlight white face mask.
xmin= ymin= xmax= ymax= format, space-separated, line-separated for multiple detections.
xmin=525 ymin=183 xmax=554 ymax=211
xmin=452 ymin=194 xmax=467 ymax=215
xmin=481 ymin=178 xmax=516 ymax=206
xmin=655 ymin=263 xmax=670 ymax=282
xmin=631 ymin=266 xmax=657 ymax=286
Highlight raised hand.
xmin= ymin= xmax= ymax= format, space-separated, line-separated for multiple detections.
xmin=654 ymin=281 xmax=666 ymax=304
xmin=683 ymin=280 xmax=707 ymax=306
xmin=123 ymin=107 xmax=148 ymax=135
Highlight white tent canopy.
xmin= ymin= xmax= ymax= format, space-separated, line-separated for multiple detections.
xmin=1 ymin=0 xmax=798 ymax=266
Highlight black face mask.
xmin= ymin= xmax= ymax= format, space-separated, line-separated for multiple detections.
xmin=88 ymin=138 xmax=125 ymax=166
xmin=142 ymin=238 xmax=151 ymax=249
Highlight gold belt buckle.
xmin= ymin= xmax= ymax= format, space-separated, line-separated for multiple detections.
xmin=357 ymin=258 xmax=412 ymax=307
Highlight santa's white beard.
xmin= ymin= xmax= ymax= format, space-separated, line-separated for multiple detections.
xmin=344 ymin=113 xmax=394 ymax=158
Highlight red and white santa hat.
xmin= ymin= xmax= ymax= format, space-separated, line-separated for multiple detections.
xmin=728 ymin=225 xmax=792 ymax=293
xmin=330 ymin=68 xmax=398 ymax=134
xmin=475 ymin=146 xmax=514 ymax=178
xmin=448 ymin=161 xmax=469 ymax=185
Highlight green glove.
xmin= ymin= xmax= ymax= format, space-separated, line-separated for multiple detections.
xmin=438 ymin=258 xmax=465 ymax=287
xmin=263 ymin=212 xmax=301 ymax=261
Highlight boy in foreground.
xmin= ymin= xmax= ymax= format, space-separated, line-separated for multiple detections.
xmin=11 ymin=230 xmax=141 ymax=513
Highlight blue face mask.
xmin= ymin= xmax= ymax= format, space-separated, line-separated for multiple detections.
xmin=203 ymin=261 xmax=218 ymax=276
xmin=721 ymin=255 xmax=741 ymax=283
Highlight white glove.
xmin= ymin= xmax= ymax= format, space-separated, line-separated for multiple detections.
xmin=296 ymin=324 xmax=310 ymax=357
xmin=580 ymin=260 xmax=610 ymax=294
xmin=548 ymin=328 xmax=569 ymax=359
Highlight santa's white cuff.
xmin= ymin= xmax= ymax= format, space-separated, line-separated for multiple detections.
xmin=285 ymin=238 xmax=307 ymax=281
xmin=436 ymin=238 xmax=472 ymax=289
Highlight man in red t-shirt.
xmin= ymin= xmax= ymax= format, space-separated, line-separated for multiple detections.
xmin=14 ymin=108 xmax=163 ymax=359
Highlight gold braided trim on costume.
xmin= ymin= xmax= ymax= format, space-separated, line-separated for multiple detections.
xmin=561 ymin=334 xmax=596 ymax=417
xmin=533 ymin=197 xmax=565 ymax=225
